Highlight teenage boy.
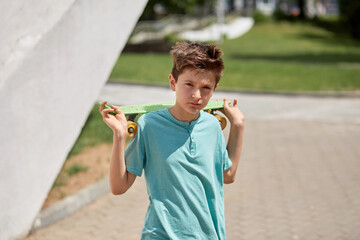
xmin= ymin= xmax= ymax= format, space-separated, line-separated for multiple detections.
xmin=99 ymin=42 xmax=245 ymax=239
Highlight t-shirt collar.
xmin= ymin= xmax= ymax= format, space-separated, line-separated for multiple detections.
xmin=165 ymin=108 xmax=202 ymax=127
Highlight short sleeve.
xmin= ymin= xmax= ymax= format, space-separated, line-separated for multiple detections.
xmin=218 ymin=128 xmax=232 ymax=171
xmin=222 ymin=148 xmax=232 ymax=171
xmin=125 ymin=117 xmax=146 ymax=177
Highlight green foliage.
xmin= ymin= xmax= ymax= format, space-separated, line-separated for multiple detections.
xmin=272 ymin=8 xmax=287 ymax=21
xmin=309 ymin=16 xmax=344 ymax=35
xmin=272 ymin=8 xmax=297 ymax=22
xmin=253 ymin=10 xmax=272 ymax=24
xmin=164 ymin=33 xmax=183 ymax=44
xmin=338 ymin=0 xmax=360 ymax=39
xmin=140 ymin=0 xmax=208 ymax=20
xmin=66 ymin=164 xmax=89 ymax=176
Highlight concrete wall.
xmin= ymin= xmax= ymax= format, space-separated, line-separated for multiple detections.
xmin=0 ymin=1 xmax=147 ymax=239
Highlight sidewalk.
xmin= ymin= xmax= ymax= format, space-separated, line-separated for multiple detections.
xmin=24 ymin=84 xmax=360 ymax=239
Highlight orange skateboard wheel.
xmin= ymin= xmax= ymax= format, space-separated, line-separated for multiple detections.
xmin=127 ymin=121 xmax=138 ymax=139
xmin=215 ymin=115 xmax=227 ymax=130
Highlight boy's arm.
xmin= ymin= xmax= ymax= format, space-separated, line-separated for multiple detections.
xmin=99 ymin=101 xmax=136 ymax=194
xmin=222 ymin=99 xmax=245 ymax=184
xmin=110 ymin=131 xmax=137 ymax=195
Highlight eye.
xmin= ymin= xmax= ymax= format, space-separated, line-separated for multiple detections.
xmin=186 ymin=83 xmax=193 ymax=87
xmin=203 ymin=86 xmax=212 ymax=90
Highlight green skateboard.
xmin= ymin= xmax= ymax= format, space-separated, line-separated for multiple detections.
xmin=102 ymin=100 xmax=227 ymax=138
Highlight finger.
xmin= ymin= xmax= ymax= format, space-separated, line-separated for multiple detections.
xmin=112 ymin=107 xmax=125 ymax=119
xmin=115 ymin=112 xmax=126 ymax=121
xmin=110 ymin=105 xmax=121 ymax=114
xmin=223 ymin=98 xmax=231 ymax=108
xmin=102 ymin=108 xmax=116 ymax=116
xmin=99 ymin=101 xmax=107 ymax=112
xmin=233 ymin=99 xmax=238 ymax=107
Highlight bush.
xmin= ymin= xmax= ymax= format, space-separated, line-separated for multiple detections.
xmin=310 ymin=16 xmax=343 ymax=35
xmin=253 ymin=10 xmax=271 ymax=24
xmin=164 ymin=33 xmax=183 ymax=44
xmin=272 ymin=9 xmax=294 ymax=21
xmin=272 ymin=8 xmax=304 ymax=22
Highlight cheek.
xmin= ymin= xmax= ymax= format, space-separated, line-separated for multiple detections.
xmin=177 ymin=87 xmax=189 ymax=99
xmin=202 ymin=90 xmax=213 ymax=98
xmin=182 ymin=87 xmax=192 ymax=96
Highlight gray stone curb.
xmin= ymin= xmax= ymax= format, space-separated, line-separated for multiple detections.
xmin=30 ymin=176 xmax=110 ymax=233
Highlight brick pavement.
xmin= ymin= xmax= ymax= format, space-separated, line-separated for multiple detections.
xmin=24 ymin=119 xmax=360 ymax=240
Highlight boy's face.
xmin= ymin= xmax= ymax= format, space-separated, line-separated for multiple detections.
xmin=169 ymin=68 xmax=218 ymax=120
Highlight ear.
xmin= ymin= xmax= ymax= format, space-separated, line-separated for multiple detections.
xmin=169 ymin=74 xmax=176 ymax=91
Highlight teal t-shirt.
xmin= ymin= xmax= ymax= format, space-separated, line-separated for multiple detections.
xmin=125 ymin=108 xmax=232 ymax=239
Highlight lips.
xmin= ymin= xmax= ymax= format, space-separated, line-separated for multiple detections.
xmin=189 ymin=102 xmax=201 ymax=106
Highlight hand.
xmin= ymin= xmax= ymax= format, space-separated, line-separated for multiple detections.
xmin=222 ymin=99 xmax=245 ymax=129
xmin=99 ymin=101 xmax=128 ymax=137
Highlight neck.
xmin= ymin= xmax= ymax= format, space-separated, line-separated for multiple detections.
xmin=169 ymin=104 xmax=199 ymax=123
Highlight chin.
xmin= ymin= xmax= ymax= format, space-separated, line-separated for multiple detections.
xmin=187 ymin=107 xmax=201 ymax=115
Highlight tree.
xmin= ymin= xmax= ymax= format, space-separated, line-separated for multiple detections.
xmin=297 ymin=0 xmax=306 ymax=19
xmin=338 ymin=0 xmax=360 ymax=39
xmin=140 ymin=0 xmax=209 ymax=20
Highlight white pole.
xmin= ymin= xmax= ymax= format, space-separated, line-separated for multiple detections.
xmin=216 ymin=0 xmax=225 ymax=43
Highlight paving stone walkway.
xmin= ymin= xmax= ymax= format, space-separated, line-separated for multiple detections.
xmin=25 ymin=119 xmax=360 ymax=240
xmin=24 ymin=84 xmax=360 ymax=240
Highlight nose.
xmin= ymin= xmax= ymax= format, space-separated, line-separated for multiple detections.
xmin=192 ymin=88 xmax=201 ymax=100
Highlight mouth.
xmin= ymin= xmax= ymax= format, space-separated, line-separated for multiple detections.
xmin=189 ymin=102 xmax=201 ymax=106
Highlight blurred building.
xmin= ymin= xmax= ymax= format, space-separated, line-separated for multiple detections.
xmin=233 ymin=0 xmax=339 ymax=16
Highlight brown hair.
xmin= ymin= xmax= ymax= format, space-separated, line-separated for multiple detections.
xmin=170 ymin=42 xmax=224 ymax=85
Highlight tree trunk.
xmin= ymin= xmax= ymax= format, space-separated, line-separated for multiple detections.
xmin=298 ymin=0 xmax=306 ymax=19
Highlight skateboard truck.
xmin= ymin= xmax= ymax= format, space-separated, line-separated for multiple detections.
xmin=102 ymin=103 xmax=139 ymax=139
xmin=127 ymin=114 xmax=138 ymax=139
xmin=206 ymin=109 xmax=227 ymax=130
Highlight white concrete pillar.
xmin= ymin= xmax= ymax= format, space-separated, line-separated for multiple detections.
xmin=0 ymin=0 xmax=147 ymax=239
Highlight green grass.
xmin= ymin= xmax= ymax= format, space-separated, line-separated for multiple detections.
xmin=67 ymin=104 xmax=114 ymax=158
xmin=51 ymin=163 xmax=89 ymax=191
xmin=66 ymin=104 xmax=131 ymax=159
xmin=51 ymin=105 xmax=114 ymax=192
xmin=109 ymin=21 xmax=360 ymax=92
xmin=110 ymin=53 xmax=173 ymax=86
xmin=66 ymin=164 xmax=89 ymax=176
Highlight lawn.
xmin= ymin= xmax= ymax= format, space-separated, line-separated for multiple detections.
xmin=109 ymin=21 xmax=360 ymax=92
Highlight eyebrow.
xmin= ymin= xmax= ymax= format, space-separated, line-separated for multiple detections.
xmin=184 ymin=80 xmax=213 ymax=87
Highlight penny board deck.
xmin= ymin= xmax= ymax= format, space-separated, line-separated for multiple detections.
xmin=102 ymin=100 xmax=228 ymax=138
xmin=118 ymin=100 xmax=225 ymax=115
